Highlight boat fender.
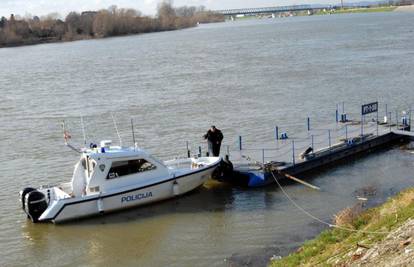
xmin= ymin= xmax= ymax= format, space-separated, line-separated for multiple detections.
xmin=173 ymin=181 xmax=180 ymax=196
xmin=300 ymin=147 xmax=313 ymax=159
xmin=97 ymin=198 xmax=104 ymax=214
xmin=20 ymin=187 xmax=36 ymax=211
xmin=24 ymin=190 xmax=48 ymax=223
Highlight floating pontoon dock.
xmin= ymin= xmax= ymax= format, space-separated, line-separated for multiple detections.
xmin=212 ymin=103 xmax=414 ymax=187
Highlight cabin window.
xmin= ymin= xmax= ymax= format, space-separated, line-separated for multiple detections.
xmin=107 ymin=159 xmax=156 ymax=179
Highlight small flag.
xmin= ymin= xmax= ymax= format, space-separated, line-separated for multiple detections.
xmin=64 ymin=130 xmax=72 ymax=141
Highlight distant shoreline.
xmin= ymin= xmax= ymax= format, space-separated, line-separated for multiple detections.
xmin=0 ymin=28 xmax=186 ymax=49
xmin=0 ymin=4 xmax=224 ymax=49
xmin=318 ymin=6 xmax=397 ymax=15
xmin=1 ymin=5 xmax=412 ymax=49
xmin=228 ymin=5 xmax=406 ymax=21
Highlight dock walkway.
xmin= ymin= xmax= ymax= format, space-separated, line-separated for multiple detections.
xmin=222 ymin=118 xmax=412 ymax=187
xmin=229 ymin=121 xmax=402 ymax=168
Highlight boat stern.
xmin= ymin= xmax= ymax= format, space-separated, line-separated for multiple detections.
xmin=19 ymin=187 xmax=49 ymax=223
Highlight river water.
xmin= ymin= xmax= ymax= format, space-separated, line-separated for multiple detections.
xmin=1 ymin=12 xmax=414 ymax=267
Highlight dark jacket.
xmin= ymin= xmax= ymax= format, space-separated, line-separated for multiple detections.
xmin=204 ymin=129 xmax=223 ymax=144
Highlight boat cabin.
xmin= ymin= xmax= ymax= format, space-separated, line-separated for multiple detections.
xmin=69 ymin=141 xmax=168 ymax=197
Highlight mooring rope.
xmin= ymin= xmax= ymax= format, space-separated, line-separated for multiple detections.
xmin=270 ymin=171 xmax=391 ymax=235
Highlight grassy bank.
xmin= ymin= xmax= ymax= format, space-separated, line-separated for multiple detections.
xmin=228 ymin=6 xmax=397 ymax=21
xmin=335 ymin=6 xmax=396 ymax=13
xmin=271 ymin=187 xmax=414 ymax=266
xmin=315 ymin=6 xmax=396 ymax=16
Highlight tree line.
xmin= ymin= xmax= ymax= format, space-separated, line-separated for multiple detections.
xmin=0 ymin=3 xmax=224 ymax=47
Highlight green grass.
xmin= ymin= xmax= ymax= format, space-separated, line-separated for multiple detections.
xmin=314 ymin=6 xmax=396 ymax=16
xmin=270 ymin=188 xmax=414 ymax=267
xmin=225 ymin=6 xmax=397 ymax=22
xmin=336 ymin=6 xmax=396 ymax=13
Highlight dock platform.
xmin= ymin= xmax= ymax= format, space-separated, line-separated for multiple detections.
xmin=216 ymin=112 xmax=413 ymax=187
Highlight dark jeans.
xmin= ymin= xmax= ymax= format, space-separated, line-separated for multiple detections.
xmin=208 ymin=141 xmax=221 ymax=157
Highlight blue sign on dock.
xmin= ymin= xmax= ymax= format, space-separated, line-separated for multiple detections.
xmin=361 ymin=102 xmax=378 ymax=115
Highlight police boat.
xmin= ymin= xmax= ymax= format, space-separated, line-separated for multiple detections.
xmin=20 ymin=140 xmax=221 ymax=223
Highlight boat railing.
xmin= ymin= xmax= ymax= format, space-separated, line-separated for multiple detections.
xmin=151 ymin=105 xmax=410 ymax=166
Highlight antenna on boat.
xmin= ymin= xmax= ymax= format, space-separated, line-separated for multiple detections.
xmin=131 ymin=118 xmax=136 ymax=150
xmin=80 ymin=115 xmax=86 ymax=146
xmin=111 ymin=113 xmax=123 ymax=147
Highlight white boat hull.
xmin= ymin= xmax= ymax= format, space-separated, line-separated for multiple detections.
xmin=40 ymin=163 xmax=218 ymax=223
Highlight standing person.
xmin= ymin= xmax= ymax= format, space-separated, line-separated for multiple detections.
xmin=203 ymin=125 xmax=223 ymax=157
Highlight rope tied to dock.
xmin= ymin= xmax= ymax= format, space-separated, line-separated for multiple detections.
xmin=270 ymin=171 xmax=391 ymax=235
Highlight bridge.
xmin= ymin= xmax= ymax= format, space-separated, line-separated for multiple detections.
xmin=214 ymin=5 xmax=332 ymax=16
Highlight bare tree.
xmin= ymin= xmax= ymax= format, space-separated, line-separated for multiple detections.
xmin=92 ymin=10 xmax=114 ymax=37
xmin=0 ymin=3 xmax=224 ymax=47
xmin=157 ymin=1 xmax=177 ymax=30
xmin=65 ymin=12 xmax=82 ymax=35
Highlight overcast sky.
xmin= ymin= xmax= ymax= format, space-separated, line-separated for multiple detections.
xmin=1 ymin=0 xmax=379 ymax=18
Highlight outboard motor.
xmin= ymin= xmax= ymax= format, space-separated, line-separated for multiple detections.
xmin=24 ymin=190 xmax=48 ymax=223
xmin=20 ymin=187 xmax=36 ymax=211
